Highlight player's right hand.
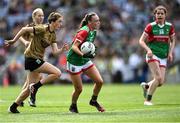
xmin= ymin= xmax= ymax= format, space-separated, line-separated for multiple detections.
xmin=24 ymin=42 xmax=30 ymax=48
xmin=147 ymin=50 xmax=153 ymax=59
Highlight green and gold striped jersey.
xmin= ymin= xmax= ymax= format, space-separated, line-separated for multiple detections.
xmin=24 ymin=24 xmax=56 ymax=59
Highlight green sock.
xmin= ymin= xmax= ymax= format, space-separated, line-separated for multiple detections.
xmin=147 ymin=95 xmax=152 ymax=101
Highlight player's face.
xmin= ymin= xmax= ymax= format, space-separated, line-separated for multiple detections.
xmin=34 ymin=11 xmax=44 ymax=24
xmin=155 ymin=9 xmax=166 ymax=24
xmin=90 ymin=15 xmax=100 ymax=30
xmin=53 ymin=17 xmax=63 ymax=30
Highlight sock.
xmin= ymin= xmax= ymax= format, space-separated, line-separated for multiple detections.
xmin=91 ymin=95 xmax=97 ymax=101
xmin=34 ymin=81 xmax=42 ymax=90
xmin=11 ymin=102 xmax=18 ymax=108
xmin=146 ymin=95 xmax=152 ymax=101
xmin=71 ymin=103 xmax=77 ymax=107
xmin=145 ymin=84 xmax=149 ymax=89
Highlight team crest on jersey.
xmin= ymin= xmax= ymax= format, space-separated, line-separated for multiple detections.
xmin=166 ymin=29 xmax=169 ymax=33
xmin=159 ymin=29 xmax=164 ymax=34
xmin=36 ymin=59 xmax=41 ymax=64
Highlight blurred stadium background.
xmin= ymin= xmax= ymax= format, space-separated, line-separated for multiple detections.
xmin=0 ymin=0 xmax=180 ymax=86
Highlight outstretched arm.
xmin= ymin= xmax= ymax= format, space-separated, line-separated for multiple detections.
xmin=51 ymin=43 xmax=69 ymax=56
xmin=4 ymin=27 xmax=33 ymax=46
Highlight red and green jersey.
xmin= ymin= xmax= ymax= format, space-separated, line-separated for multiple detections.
xmin=144 ymin=21 xmax=175 ymax=58
xmin=67 ymin=25 xmax=97 ymax=66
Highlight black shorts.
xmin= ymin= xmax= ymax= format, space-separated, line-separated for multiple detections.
xmin=25 ymin=57 xmax=45 ymax=71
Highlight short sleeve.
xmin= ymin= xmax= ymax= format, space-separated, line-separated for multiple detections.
xmin=51 ymin=33 xmax=56 ymax=44
xmin=169 ymin=25 xmax=175 ymax=36
xmin=144 ymin=23 xmax=152 ymax=36
xmin=33 ymin=25 xmax=45 ymax=35
xmin=75 ymin=30 xmax=88 ymax=43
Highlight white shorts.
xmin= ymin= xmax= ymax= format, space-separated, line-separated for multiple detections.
xmin=66 ymin=61 xmax=94 ymax=74
xmin=146 ymin=54 xmax=167 ymax=68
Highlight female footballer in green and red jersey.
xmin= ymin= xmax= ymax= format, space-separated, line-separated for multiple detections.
xmin=139 ymin=5 xmax=176 ymax=105
xmin=66 ymin=12 xmax=105 ymax=113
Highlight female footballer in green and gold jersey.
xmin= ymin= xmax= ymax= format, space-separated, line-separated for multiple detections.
xmin=5 ymin=12 xmax=69 ymax=113
xmin=19 ymin=8 xmax=44 ymax=107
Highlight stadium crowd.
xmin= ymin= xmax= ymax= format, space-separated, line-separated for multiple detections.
xmin=0 ymin=0 xmax=180 ymax=85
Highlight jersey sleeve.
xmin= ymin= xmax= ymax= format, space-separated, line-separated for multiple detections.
xmin=74 ymin=30 xmax=88 ymax=43
xmin=51 ymin=33 xmax=56 ymax=44
xmin=22 ymin=24 xmax=33 ymax=41
xmin=169 ymin=25 xmax=175 ymax=36
xmin=33 ymin=25 xmax=45 ymax=35
xmin=144 ymin=23 xmax=152 ymax=36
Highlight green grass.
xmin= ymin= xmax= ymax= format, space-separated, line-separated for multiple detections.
xmin=0 ymin=84 xmax=180 ymax=122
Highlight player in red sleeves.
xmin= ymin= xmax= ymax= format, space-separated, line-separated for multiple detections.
xmin=66 ymin=12 xmax=105 ymax=113
xmin=139 ymin=5 xmax=176 ymax=105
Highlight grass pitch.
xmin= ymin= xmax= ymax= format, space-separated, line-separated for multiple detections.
xmin=0 ymin=84 xmax=180 ymax=122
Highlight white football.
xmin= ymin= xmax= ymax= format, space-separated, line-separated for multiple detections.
xmin=80 ymin=42 xmax=95 ymax=54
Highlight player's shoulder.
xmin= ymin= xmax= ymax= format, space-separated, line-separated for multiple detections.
xmin=34 ymin=24 xmax=47 ymax=30
xmin=33 ymin=24 xmax=47 ymax=34
xmin=27 ymin=22 xmax=36 ymax=27
xmin=165 ymin=21 xmax=173 ymax=26
xmin=79 ymin=25 xmax=90 ymax=32
xmin=147 ymin=21 xmax=156 ymax=27
xmin=145 ymin=22 xmax=157 ymax=31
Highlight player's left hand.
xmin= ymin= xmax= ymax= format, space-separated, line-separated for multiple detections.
xmin=83 ymin=51 xmax=96 ymax=58
xmin=4 ymin=40 xmax=16 ymax=47
xmin=168 ymin=53 xmax=173 ymax=63
xmin=62 ymin=43 xmax=69 ymax=51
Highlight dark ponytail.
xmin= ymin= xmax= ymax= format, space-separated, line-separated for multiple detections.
xmin=79 ymin=12 xmax=96 ymax=28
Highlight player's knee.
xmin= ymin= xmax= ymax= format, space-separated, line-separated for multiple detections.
xmin=156 ymin=76 xmax=163 ymax=85
xmin=38 ymin=74 xmax=43 ymax=80
xmin=54 ymin=70 xmax=61 ymax=79
xmin=75 ymin=87 xmax=83 ymax=94
xmin=158 ymin=79 xmax=165 ymax=87
xmin=96 ymin=79 xmax=104 ymax=86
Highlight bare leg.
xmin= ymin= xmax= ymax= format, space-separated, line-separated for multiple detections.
xmin=69 ymin=73 xmax=82 ymax=113
xmin=144 ymin=61 xmax=164 ymax=106
xmin=34 ymin=62 xmax=61 ymax=84
xmin=147 ymin=62 xmax=162 ymax=95
xmin=15 ymin=72 xmax=41 ymax=105
xmin=84 ymin=65 xmax=105 ymax=112
xmin=28 ymin=62 xmax=61 ymax=109
xmin=19 ymin=73 xmax=42 ymax=106
xmin=70 ymin=74 xmax=83 ymax=104
xmin=84 ymin=66 xmax=103 ymax=96
xmin=8 ymin=71 xmax=41 ymax=113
